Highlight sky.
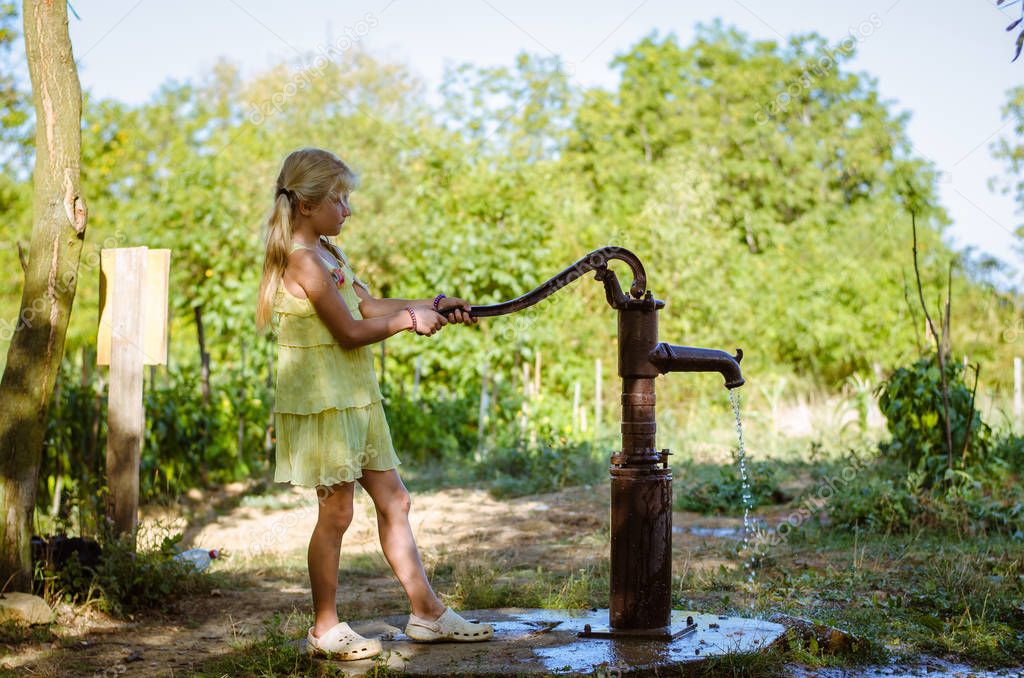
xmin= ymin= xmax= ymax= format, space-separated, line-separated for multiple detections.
xmin=23 ymin=0 xmax=1024 ymax=275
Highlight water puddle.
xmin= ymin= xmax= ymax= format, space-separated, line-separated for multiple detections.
xmin=673 ymin=525 xmax=743 ymax=539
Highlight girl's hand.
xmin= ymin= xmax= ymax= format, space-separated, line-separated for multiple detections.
xmin=438 ymin=297 xmax=477 ymax=325
xmin=409 ymin=306 xmax=447 ymax=336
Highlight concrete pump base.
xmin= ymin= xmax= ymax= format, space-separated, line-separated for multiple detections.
xmin=298 ymin=607 xmax=787 ymax=676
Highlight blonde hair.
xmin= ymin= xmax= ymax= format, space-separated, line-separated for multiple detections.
xmin=255 ymin=147 xmax=359 ymax=333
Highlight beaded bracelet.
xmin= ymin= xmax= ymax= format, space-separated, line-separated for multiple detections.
xmin=405 ymin=306 xmax=418 ymax=332
xmin=433 ymin=293 xmax=446 ymax=311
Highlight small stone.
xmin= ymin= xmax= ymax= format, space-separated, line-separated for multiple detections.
xmin=0 ymin=592 xmax=54 ymax=625
xmin=768 ymin=613 xmax=861 ymax=654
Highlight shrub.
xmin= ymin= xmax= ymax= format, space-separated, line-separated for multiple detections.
xmin=876 ymin=356 xmax=990 ymax=485
xmin=829 ymin=466 xmax=1024 ymax=537
xmin=480 ymin=437 xmax=606 ymax=498
xmin=40 ymin=523 xmax=215 ymax=617
xmin=41 ymin=357 xmax=274 ymax=529
xmin=673 ymin=452 xmax=785 ymax=515
xmin=381 ymin=383 xmax=480 ymax=465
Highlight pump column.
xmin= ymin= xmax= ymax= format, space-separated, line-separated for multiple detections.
xmin=608 ymin=293 xmax=673 ymax=634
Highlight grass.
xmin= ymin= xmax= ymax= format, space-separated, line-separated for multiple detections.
xmin=672 ymin=526 xmax=1024 ymax=669
xmin=690 ymin=646 xmax=790 ymax=677
xmin=198 ymin=611 xmax=348 ymax=677
xmin=184 ymin=524 xmax=1022 ymax=677
xmin=438 ymin=559 xmax=610 ymax=611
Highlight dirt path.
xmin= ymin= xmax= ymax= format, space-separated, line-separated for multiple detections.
xmin=0 ymin=485 xmax=688 ymax=675
xmin=3 ymin=481 xmax=773 ymax=677
xmin=4 ymin=481 xmax=774 ymax=675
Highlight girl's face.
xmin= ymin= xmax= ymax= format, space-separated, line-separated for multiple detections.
xmin=305 ymin=189 xmax=351 ymax=237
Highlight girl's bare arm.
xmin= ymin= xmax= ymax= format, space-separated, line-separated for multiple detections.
xmin=290 ymin=250 xmax=413 ymax=348
xmin=351 ymin=283 xmax=434 ymax=319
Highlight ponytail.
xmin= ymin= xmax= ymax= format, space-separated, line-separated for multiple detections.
xmin=255 ymin=192 xmax=294 ymax=332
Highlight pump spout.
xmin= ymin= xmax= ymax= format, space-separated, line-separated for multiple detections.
xmin=648 ymin=344 xmax=744 ymax=389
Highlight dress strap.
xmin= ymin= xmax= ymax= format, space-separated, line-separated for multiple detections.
xmin=318 ymin=237 xmax=346 ymax=268
xmin=290 ymin=239 xmax=345 ymax=270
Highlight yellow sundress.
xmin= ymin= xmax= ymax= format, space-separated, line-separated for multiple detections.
xmin=271 ymin=237 xmax=401 ymax=488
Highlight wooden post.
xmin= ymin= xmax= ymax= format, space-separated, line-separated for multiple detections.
xmin=97 ymin=247 xmax=169 ymax=544
xmin=87 ymin=353 xmax=102 ymax=536
xmin=534 ymin=350 xmax=541 ymax=398
xmin=193 ymin=306 xmax=210 ymax=405
xmin=263 ymin=336 xmax=275 ymax=468
xmin=106 ymin=247 xmax=146 ymax=542
xmin=237 ymin=339 xmax=247 ymax=458
xmin=192 ymin=304 xmax=210 ymax=486
xmin=1015 ymin=357 xmax=1021 ymax=423
xmin=572 ymin=380 xmax=581 ymax=433
xmin=519 ymin=364 xmax=529 ymax=440
xmin=477 ymin=363 xmax=489 ymax=461
xmin=413 ymin=355 xmax=422 ymax=402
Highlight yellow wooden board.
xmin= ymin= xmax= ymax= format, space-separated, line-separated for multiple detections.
xmin=97 ymin=247 xmax=170 ymax=366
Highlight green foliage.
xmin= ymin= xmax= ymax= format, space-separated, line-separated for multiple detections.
xmin=39 ymin=358 xmax=108 ymax=537
xmin=39 ymin=525 xmax=213 ymax=617
xmin=441 ymin=559 xmax=608 ymax=611
xmin=0 ymin=1 xmax=29 ymax=163
xmin=41 ymin=351 xmax=609 ymax=517
xmin=742 ymin=527 xmax=1024 ymax=667
xmin=41 ymin=352 xmax=275 ymax=528
xmin=673 ymin=454 xmax=785 ymax=515
xmin=6 ymin=22 xmax=1024 ymax=532
xmin=876 ymin=355 xmax=990 ymax=483
xmin=829 ymin=462 xmax=1024 ymax=537
xmin=842 ymin=353 xmax=1024 ymax=536
xmin=998 ymin=0 xmax=1024 ymax=62
xmin=381 ymin=383 xmax=484 ymax=465
xmin=480 ymin=437 xmax=606 ymax=499
xmin=6 ymin=21 xmax=1018 ymax=393
xmin=141 ymin=362 xmax=267 ymax=489
xmin=993 ymin=84 xmax=1024 ymax=258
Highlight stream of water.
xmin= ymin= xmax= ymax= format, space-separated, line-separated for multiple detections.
xmin=728 ymin=388 xmax=761 ymax=587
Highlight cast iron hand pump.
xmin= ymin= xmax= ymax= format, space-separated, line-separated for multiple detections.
xmin=442 ymin=246 xmax=744 ymax=639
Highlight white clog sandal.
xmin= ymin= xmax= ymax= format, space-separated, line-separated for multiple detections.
xmin=305 ymin=621 xmax=383 ymax=660
xmin=404 ymin=607 xmax=494 ymax=642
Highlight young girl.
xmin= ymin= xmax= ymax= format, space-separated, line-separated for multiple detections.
xmin=256 ymin=148 xmax=494 ymax=660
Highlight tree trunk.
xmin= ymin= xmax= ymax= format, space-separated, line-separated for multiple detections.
xmin=0 ymin=0 xmax=86 ymax=593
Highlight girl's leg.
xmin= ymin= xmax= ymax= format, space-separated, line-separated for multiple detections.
xmin=357 ymin=468 xmax=447 ymax=620
xmin=308 ymin=480 xmax=356 ymax=637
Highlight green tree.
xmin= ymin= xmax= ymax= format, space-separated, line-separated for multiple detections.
xmin=564 ymin=24 xmax=991 ymax=387
xmin=1 ymin=0 xmax=86 ymax=592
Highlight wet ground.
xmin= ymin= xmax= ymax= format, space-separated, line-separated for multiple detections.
xmin=303 ymin=608 xmax=788 ymax=676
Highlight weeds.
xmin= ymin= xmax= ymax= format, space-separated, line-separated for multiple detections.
xmin=36 ymin=519 xmax=219 ymax=617
xmin=439 ymin=557 xmax=609 ymax=611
